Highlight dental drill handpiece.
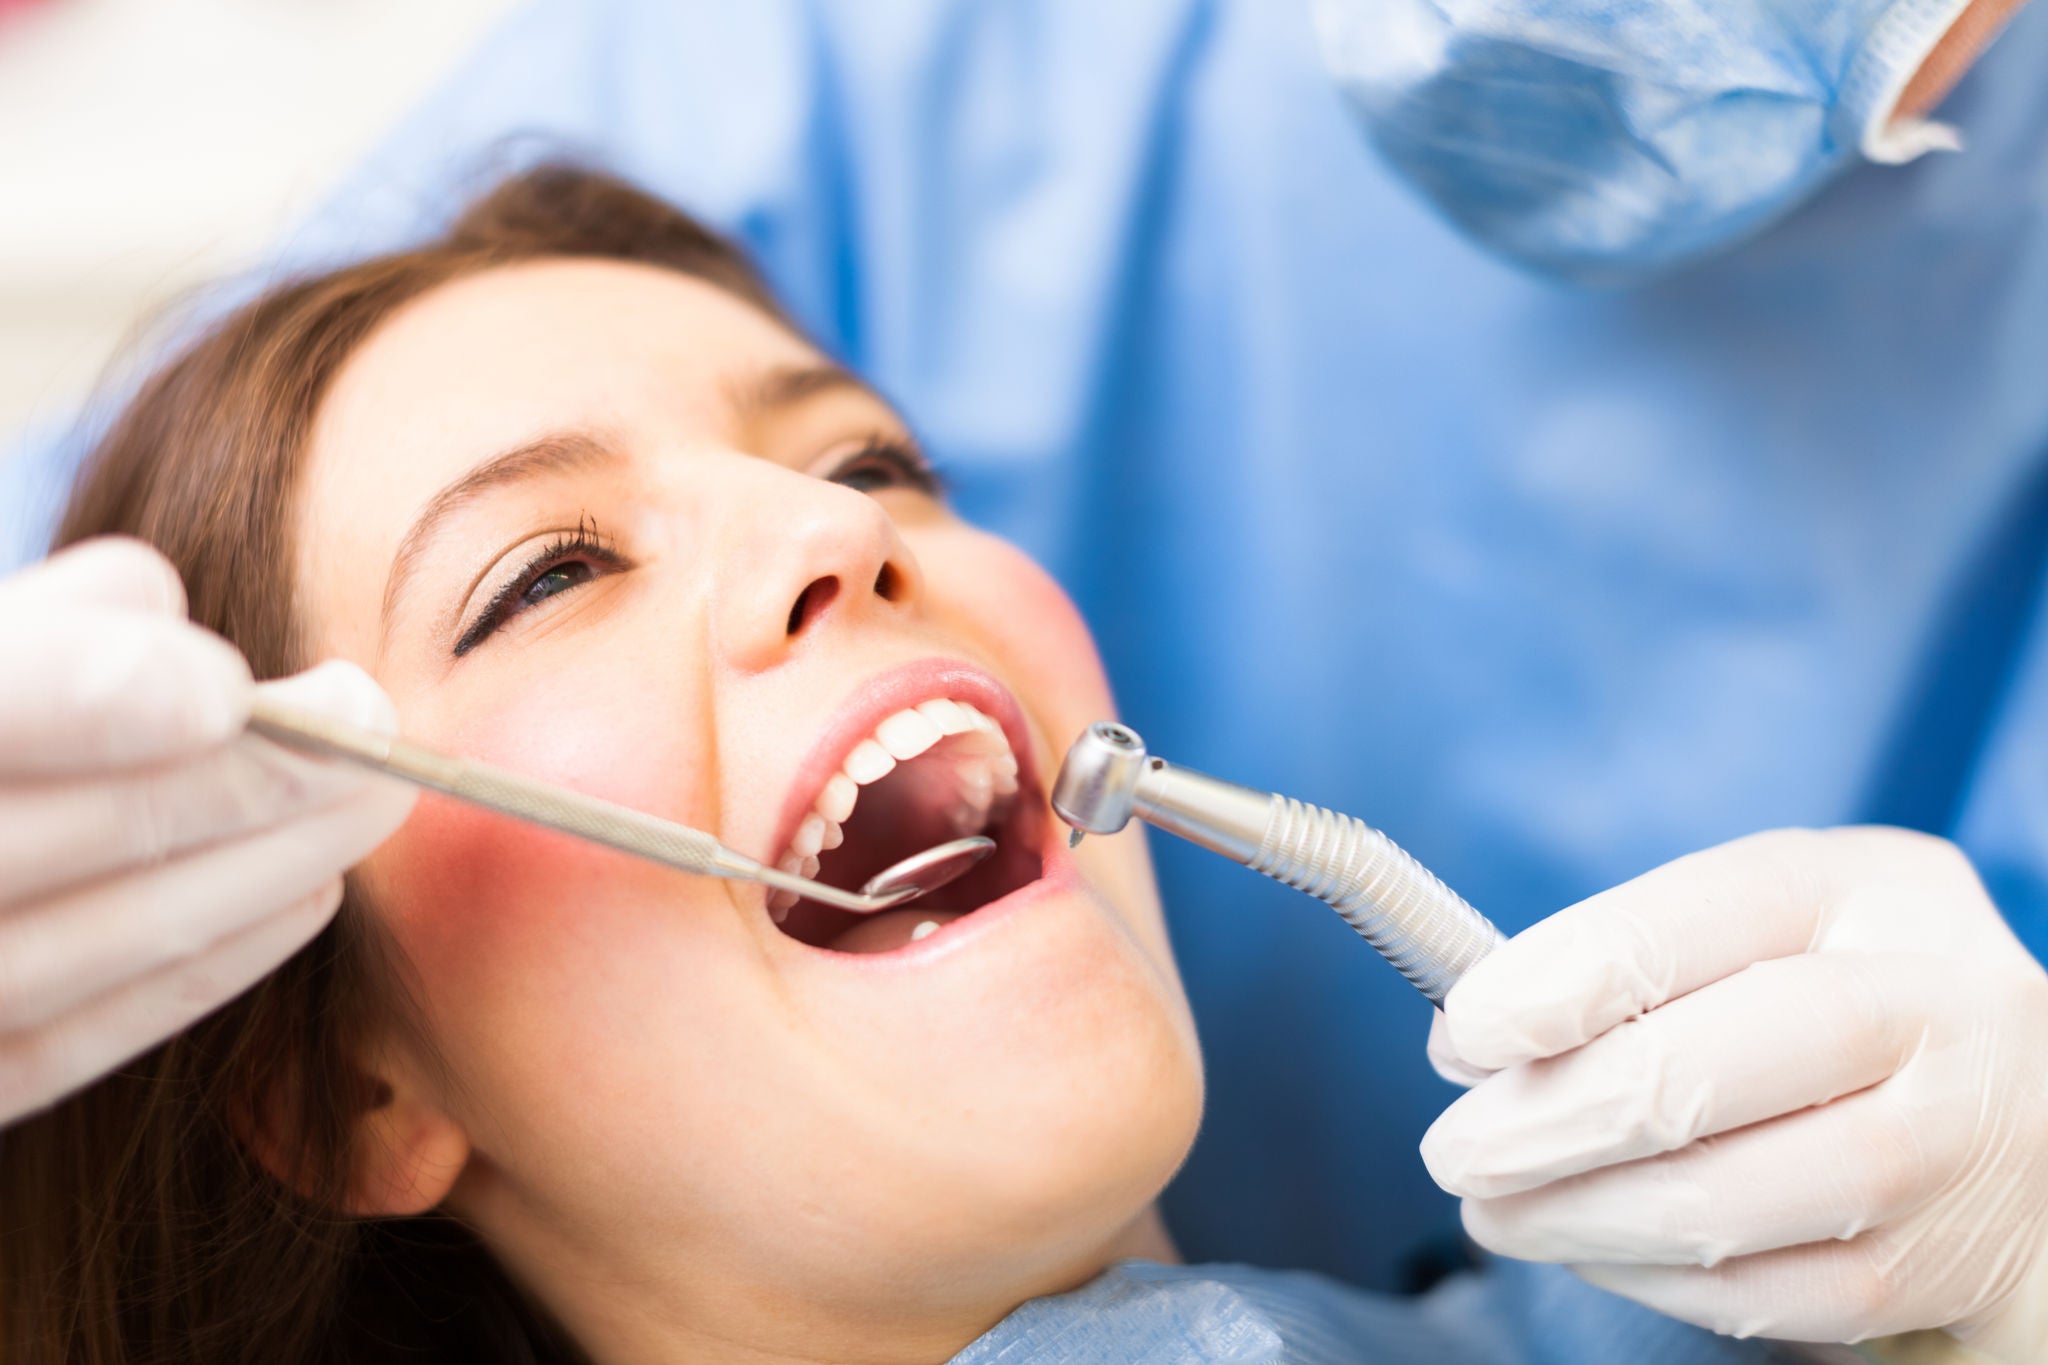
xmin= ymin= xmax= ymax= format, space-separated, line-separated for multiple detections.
xmin=1052 ymin=722 xmax=1504 ymax=1006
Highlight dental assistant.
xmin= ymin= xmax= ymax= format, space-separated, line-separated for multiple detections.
xmin=5 ymin=0 xmax=2048 ymax=1354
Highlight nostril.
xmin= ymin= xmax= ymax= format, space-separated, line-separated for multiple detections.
xmin=787 ymin=576 xmax=840 ymax=636
xmin=873 ymin=562 xmax=904 ymax=603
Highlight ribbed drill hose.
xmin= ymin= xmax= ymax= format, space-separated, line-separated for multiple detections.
xmin=1247 ymin=797 xmax=1503 ymax=1005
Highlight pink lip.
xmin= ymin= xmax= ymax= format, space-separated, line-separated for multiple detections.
xmin=768 ymin=656 xmax=1047 ymax=871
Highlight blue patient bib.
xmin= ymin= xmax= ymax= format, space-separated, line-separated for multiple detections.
xmin=954 ymin=1260 xmax=1802 ymax=1363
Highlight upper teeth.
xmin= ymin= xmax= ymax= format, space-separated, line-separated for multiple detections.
xmin=768 ymin=698 xmax=1019 ymax=920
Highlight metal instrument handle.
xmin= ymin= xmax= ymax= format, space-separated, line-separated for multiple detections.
xmin=245 ymin=697 xmax=917 ymax=913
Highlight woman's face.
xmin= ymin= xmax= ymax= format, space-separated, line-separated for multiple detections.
xmin=291 ymin=258 xmax=1203 ymax=1352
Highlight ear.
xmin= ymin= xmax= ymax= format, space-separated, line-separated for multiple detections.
xmin=238 ymin=1037 xmax=471 ymax=1217
xmin=339 ymin=1039 xmax=472 ymax=1217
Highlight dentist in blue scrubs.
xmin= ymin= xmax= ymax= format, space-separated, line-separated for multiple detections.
xmin=6 ymin=0 xmax=2048 ymax=1352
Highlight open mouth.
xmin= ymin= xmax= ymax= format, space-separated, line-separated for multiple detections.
xmin=770 ymin=696 xmax=1048 ymax=954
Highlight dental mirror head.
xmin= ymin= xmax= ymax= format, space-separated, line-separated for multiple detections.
xmin=857 ymin=834 xmax=997 ymax=903
xmin=1051 ymin=721 xmax=1151 ymax=843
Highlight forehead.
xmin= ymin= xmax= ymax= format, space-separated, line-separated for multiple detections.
xmin=303 ymin=257 xmax=817 ymax=519
xmin=292 ymin=258 xmax=823 ymax=662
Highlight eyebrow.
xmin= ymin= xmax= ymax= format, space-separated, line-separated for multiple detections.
xmin=380 ymin=430 xmax=622 ymax=637
xmin=727 ymin=362 xmax=876 ymax=422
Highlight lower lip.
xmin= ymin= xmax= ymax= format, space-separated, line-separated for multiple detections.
xmin=790 ymin=841 xmax=1080 ymax=971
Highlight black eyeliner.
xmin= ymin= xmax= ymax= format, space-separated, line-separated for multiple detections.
xmin=452 ymin=570 xmax=531 ymax=658
xmin=453 ymin=518 xmax=619 ymax=658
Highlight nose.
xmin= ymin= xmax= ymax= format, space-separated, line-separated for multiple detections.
xmin=712 ymin=463 xmax=923 ymax=671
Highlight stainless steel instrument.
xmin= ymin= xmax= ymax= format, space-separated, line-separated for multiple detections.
xmin=249 ymin=697 xmax=991 ymax=914
xmin=1053 ymin=721 xmax=1502 ymax=1005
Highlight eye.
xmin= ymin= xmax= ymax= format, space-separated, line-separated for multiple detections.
xmin=521 ymin=561 xmax=595 ymax=607
xmin=825 ymin=437 xmax=944 ymax=498
xmin=454 ymin=521 xmax=624 ymax=657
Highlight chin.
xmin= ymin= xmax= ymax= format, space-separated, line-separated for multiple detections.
xmin=739 ymin=658 xmax=1205 ymax=1267
xmin=852 ymin=880 xmax=1204 ymax=1277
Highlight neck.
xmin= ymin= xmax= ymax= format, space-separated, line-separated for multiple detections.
xmin=488 ymin=1205 xmax=1182 ymax=1365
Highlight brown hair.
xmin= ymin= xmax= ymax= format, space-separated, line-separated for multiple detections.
xmin=3 ymin=165 xmax=793 ymax=1364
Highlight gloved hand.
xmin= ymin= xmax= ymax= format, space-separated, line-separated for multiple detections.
xmin=0 ymin=538 xmax=415 ymax=1125
xmin=1422 ymin=827 xmax=2048 ymax=1362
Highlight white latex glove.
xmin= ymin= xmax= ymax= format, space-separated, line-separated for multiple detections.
xmin=1421 ymin=827 xmax=2048 ymax=1363
xmin=0 ymin=538 xmax=415 ymax=1125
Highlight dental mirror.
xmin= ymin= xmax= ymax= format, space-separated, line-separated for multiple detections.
xmin=858 ymin=835 xmax=997 ymax=903
xmin=247 ymin=698 xmax=998 ymax=916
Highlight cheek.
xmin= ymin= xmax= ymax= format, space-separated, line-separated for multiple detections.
xmin=923 ymin=529 xmax=1118 ymax=723
xmin=361 ymin=671 xmax=716 ymax=1007
xmin=911 ymin=525 xmax=1181 ymax=968
xmin=371 ymin=796 xmax=589 ymax=984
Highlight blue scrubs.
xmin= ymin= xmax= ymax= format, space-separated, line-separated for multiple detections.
xmin=7 ymin=0 xmax=2048 ymax=1296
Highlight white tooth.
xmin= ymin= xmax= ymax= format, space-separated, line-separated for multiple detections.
xmin=800 ymin=854 xmax=820 ymax=880
xmin=820 ymin=818 xmax=845 ymax=851
xmin=772 ymin=852 xmax=808 ymax=923
xmin=909 ymin=919 xmax=941 ymax=942
xmin=792 ymin=814 xmax=825 ymax=859
xmin=955 ymin=764 xmax=994 ymax=803
xmin=945 ymin=745 xmax=1013 ymax=804
xmin=950 ymin=795 xmax=993 ymax=836
xmin=959 ymin=703 xmax=1002 ymax=734
xmin=918 ymin=698 xmax=976 ymax=735
xmin=875 ymin=708 xmax=943 ymax=761
xmin=820 ymin=773 xmax=858 ymax=823
xmin=845 ymin=739 xmax=897 ymax=785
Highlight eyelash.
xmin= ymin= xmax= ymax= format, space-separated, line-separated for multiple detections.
xmin=827 ymin=436 xmax=945 ymax=498
xmin=454 ymin=516 xmax=624 ymax=658
xmin=450 ymin=440 xmax=943 ymax=657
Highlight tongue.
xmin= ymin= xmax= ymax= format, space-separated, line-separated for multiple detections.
xmin=827 ymin=908 xmax=967 ymax=955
